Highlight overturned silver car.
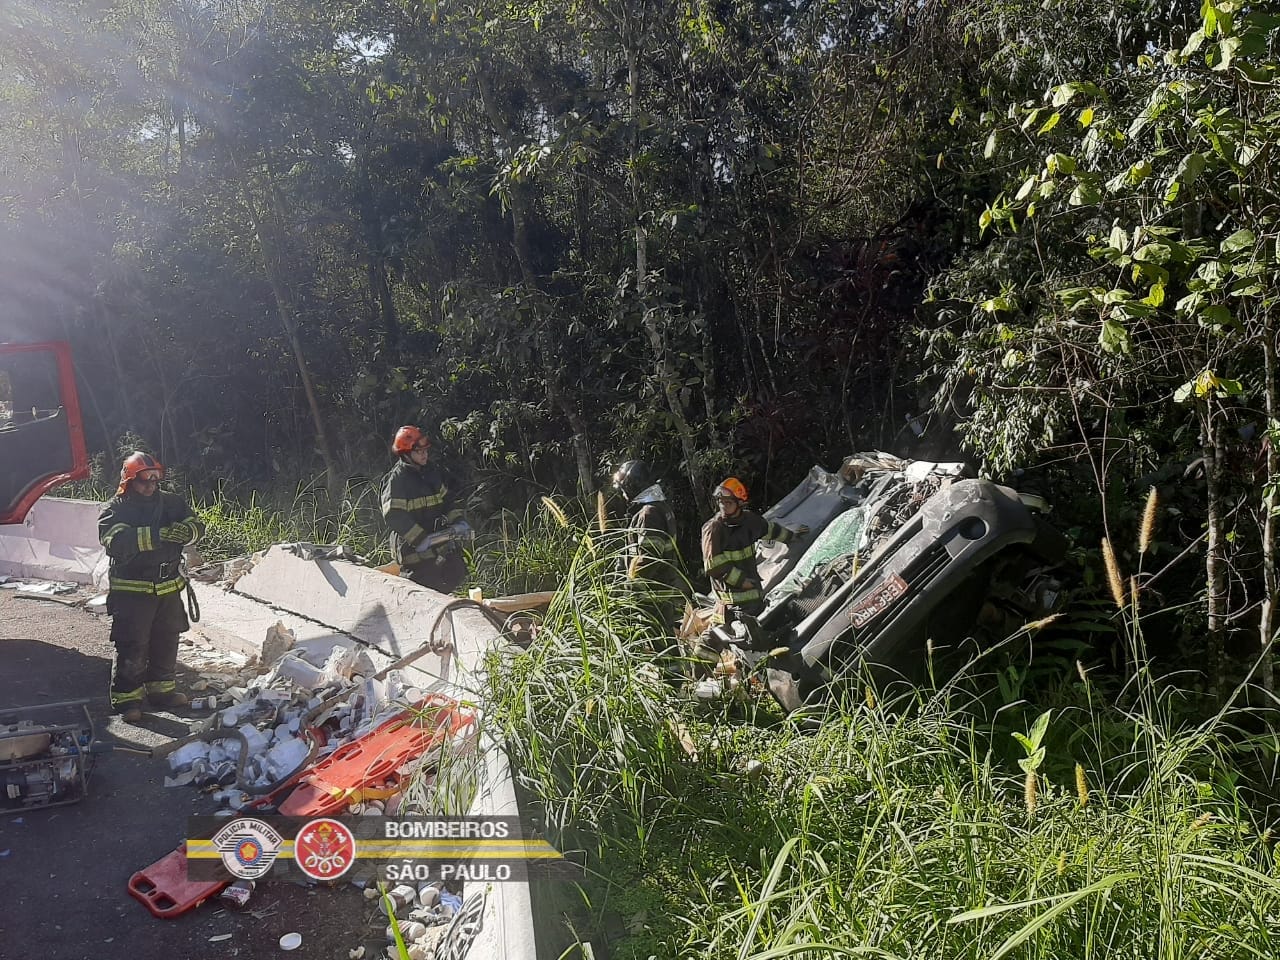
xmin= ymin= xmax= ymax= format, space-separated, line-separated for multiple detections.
xmin=704 ymin=454 xmax=1067 ymax=713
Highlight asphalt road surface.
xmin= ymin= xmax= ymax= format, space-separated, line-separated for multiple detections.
xmin=0 ymin=589 xmax=382 ymax=960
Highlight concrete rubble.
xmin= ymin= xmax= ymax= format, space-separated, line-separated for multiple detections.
xmin=0 ymin=505 xmax=540 ymax=960
xmin=162 ymin=546 xmax=532 ymax=960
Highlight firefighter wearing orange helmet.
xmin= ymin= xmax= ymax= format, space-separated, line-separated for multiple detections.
xmin=97 ymin=451 xmax=203 ymax=723
xmin=381 ymin=425 xmax=469 ymax=593
xmin=700 ymin=476 xmax=807 ymax=625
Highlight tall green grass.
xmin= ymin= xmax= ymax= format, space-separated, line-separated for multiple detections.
xmin=193 ymin=476 xmax=388 ymax=563
xmin=482 ymin=507 xmax=1280 ymax=960
xmin=59 ymin=455 xmax=393 ymax=566
xmin=467 ymin=495 xmax=606 ymax=596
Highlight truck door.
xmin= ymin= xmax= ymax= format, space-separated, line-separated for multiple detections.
xmin=0 ymin=341 xmax=89 ymax=524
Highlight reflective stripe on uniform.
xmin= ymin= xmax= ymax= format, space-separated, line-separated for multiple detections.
xmin=637 ymin=533 xmax=675 ymax=554
xmin=101 ymin=523 xmax=130 ymax=548
xmin=766 ymin=521 xmax=793 ymax=542
xmin=109 ymin=576 xmax=187 ymax=596
xmin=146 ymin=680 xmax=176 ymax=694
xmin=383 ymin=493 xmax=446 ymax=512
xmin=705 ymin=544 xmax=754 ymax=573
xmin=136 ymin=526 xmax=154 ymax=552
xmin=716 ymin=586 xmax=763 ymax=606
xmin=110 ymin=686 xmax=145 ymax=707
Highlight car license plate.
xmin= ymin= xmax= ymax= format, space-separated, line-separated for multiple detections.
xmin=848 ymin=573 xmax=908 ymax=628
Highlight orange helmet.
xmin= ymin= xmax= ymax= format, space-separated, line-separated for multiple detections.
xmin=714 ymin=477 xmax=748 ymax=503
xmin=117 ymin=451 xmax=164 ymax=495
xmin=392 ymin=425 xmax=429 ymax=455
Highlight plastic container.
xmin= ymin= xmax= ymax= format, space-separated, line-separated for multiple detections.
xmin=219 ymin=879 xmax=255 ymax=907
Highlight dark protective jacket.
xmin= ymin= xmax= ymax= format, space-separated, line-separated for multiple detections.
xmin=98 ymin=491 xmax=203 ymax=596
xmin=381 ymin=459 xmax=465 ymax=570
xmin=626 ymin=499 xmax=688 ymax=595
xmin=701 ymin=510 xmax=796 ymax=613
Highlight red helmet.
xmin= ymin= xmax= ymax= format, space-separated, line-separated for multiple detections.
xmin=714 ymin=477 xmax=748 ymax=503
xmin=392 ymin=425 xmax=429 ymax=455
xmin=117 ymin=452 xmax=164 ymax=495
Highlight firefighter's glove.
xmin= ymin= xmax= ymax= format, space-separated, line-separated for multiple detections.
xmin=161 ymin=520 xmax=196 ymax=544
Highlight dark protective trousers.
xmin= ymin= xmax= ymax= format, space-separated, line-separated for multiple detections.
xmin=405 ymin=549 xmax=468 ymax=595
xmin=108 ymin=590 xmax=190 ymax=708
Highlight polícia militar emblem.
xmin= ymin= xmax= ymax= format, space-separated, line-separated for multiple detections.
xmin=294 ymin=818 xmax=357 ymax=881
xmin=211 ymin=817 xmax=284 ymax=880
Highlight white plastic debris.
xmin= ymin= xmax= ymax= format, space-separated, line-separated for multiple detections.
xmin=417 ymin=884 xmax=440 ymax=908
xmin=264 ymin=737 xmax=309 ymax=780
xmin=386 ymin=921 xmax=427 ymax=943
xmin=238 ymin=723 xmax=268 ymax=755
xmin=167 ymin=741 xmax=211 ymax=773
xmin=12 ymin=580 xmax=77 ymax=595
xmin=271 ymin=652 xmax=327 ymax=689
xmin=694 ymin=679 xmax=724 ymax=701
xmin=379 ymin=884 xmax=417 ymax=915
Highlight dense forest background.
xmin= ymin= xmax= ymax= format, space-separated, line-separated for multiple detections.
xmin=3 ymin=1 xmax=1278 ymax=688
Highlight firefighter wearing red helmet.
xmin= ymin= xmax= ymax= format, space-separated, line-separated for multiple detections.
xmin=381 ymin=426 xmax=469 ymax=593
xmin=97 ymin=451 xmax=204 ymax=722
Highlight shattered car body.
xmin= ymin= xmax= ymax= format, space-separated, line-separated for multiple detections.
xmin=705 ymin=454 xmax=1067 ymax=713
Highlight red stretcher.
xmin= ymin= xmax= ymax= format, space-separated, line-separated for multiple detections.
xmin=278 ymin=694 xmax=473 ymax=817
xmin=128 ymin=750 xmax=312 ymax=919
xmin=129 ymin=694 xmax=473 ymax=918
xmin=129 ymin=843 xmax=225 ymax=919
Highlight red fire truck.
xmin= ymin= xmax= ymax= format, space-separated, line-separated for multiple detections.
xmin=0 ymin=341 xmax=89 ymax=524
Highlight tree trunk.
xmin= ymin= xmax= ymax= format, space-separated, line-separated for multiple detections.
xmin=1259 ymin=309 xmax=1278 ymax=693
xmin=370 ymin=260 xmax=400 ymax=350
xmin=228 ymin=148 xmax=343 ymax=501
xmin=358 ymin=169 xmax=401 ymax=350
xmin=628 ymin=34 xmax=707 ymax=510
xmin=476 ymin=66 xmax=595 ymax=495
xmin=1202 ymin=410 xmax=1228 ymax=700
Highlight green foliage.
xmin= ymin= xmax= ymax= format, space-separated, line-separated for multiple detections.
xmin=486 ymin=518 xmax=1280 ymax=958
xmin=918 ymin=0 xmax=1280 ymax=690
xmin=927 ymin=1 xmax=1279 ymax=477
xmin=467 ymin=498 xmax=590 ymax=596
xmin=491 ymin=529 xmax=1280 ymax=957
xmin=3 ymin=0 xmax=977 ymax=518
xmin=193 ymin=477 xmax=389 ymax=564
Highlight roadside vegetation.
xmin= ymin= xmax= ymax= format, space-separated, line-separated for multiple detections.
xmin=484 ymin=506 xmax=1280 ymax=960
xmin=20 ymin=2 xmax=1280 ymax=953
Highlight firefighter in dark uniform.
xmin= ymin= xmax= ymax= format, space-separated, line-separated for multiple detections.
xmin=98 ymin=452 xmax=203 ymax=723
xmin=612 ymin=459 xmax=690 ymax=635
xmin=381 ymin=425 xmax=469 ymax=593
xmin=695 ymin=476 xmax=806 ymax=666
